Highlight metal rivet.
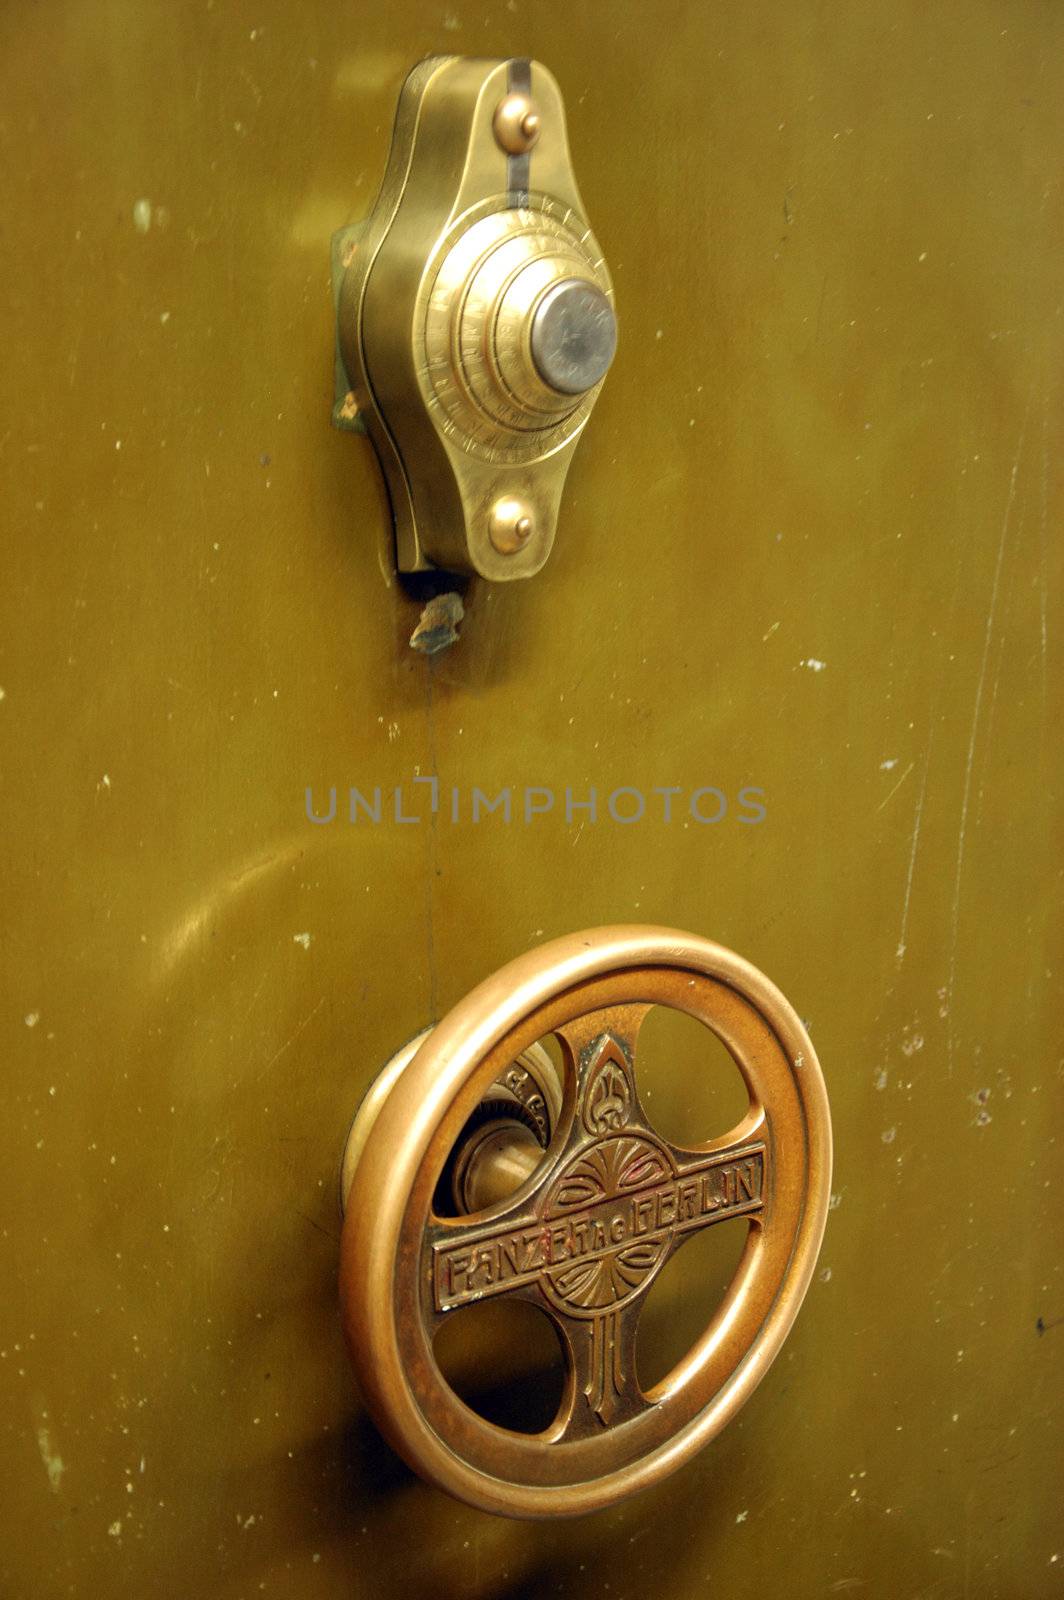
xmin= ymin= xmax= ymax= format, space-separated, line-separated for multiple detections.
xmin=489 ymin=497 xmax=535 ymax=554
xmin=493 ymin=93 xmax=541 ymax=155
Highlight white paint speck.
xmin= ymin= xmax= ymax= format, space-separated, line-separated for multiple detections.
xmin=292 ymin=932 xmax=311 ymax=950
xmin=881 ymin=1126 xmax=897 ymax=1145
xmin=901 ymin=1032 xmax=924 ymax=1056
xmin=819 ymin=1267 xmax=833 ymax=1283
xmin=107 ymin=1520 xmax=122 ymax=1538
xmin=879 ymin=758 xmax=898 ymax=771
xmin=160 ymin=311 xmax=171 ymax=324
xmin=132 ymin=198 xmax=152 ymax=233
xmin=800 ymin=658 xmax=827 ymax=672
xmin=25 ymin=1012 xmax=40 ymax=1029
xmin=735 ymin=1509 xmax=748 ymax=1523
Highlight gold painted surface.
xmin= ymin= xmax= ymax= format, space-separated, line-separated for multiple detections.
xmin=0 ymin=1 xmax=1061 ymax=1596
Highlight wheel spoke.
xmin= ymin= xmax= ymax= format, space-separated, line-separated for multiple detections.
xmin=546 ymin=1301 xmax=653 ymax=1439
xmin=664 ymin=1102 xmax=766 ymax=1169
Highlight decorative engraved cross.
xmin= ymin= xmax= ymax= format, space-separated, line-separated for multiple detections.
xmin=424 ymin=1007 xmax=767 ymax=1435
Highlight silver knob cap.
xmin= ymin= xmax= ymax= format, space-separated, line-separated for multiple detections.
xmin=530 ymin=278 xmax=618 ymax=396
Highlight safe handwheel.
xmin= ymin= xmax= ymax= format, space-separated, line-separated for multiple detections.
xmin=339 ymin=925 xmax=831 ymax=1518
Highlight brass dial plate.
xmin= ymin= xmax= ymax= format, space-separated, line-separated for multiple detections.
xmin=421 ymin=197 xmax=611 ymax=466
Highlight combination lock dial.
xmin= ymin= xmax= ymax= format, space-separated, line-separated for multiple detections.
xmin=334 ymin=57 xmax=617 ymax=581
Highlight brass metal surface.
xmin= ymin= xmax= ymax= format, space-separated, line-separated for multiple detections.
xmin=339 ymin=927 xmax=830 ymax=1517
xmin=1 ymin=1 xmax=1062 ymax=1596
xmin=334 ymin=55 xmax=615 ymax=579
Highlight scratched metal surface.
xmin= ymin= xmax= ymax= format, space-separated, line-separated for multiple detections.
xmin=1 ymin=1 xmax=1061 ymax=1595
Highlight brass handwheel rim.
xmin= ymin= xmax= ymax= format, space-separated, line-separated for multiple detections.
xmin=339 ymin=926 xmax=831 ymax=1519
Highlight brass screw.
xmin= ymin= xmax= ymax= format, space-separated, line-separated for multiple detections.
xmin=489 ymin=497 xmax=535 ymax=554
xmin=493 ymin=93 xmax=541 ymax=155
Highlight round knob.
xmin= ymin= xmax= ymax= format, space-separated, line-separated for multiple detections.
xmin=339 ymin=926 xmax=832 ymax=1518
xmin=530 ymin=278 xmax=618 ymax=395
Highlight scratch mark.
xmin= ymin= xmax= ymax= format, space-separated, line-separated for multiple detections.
xmin=875 ymin=760 xmax=914 ymax=813
xmin=68 ymin=324 xmax=82 ymax=389
xmin=976 ymin=482 xmax=1024 ymax=826
xmin=242 ymin=969 xmax=269 ymax=1019
xmin=296 ymin=1210 xmax=339 ymax=1244
xmin=260 ymin=995 xmax=325 ymax=1078
xmin=1038 ymin=397 xmax=1050 ymax=718
xmin=896 ymin=740 xmax=932 ymax=963
xmin=946 ymin=415 xmax=1027 ymax=1071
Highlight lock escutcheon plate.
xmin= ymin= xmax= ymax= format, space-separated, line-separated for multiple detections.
xmin=334 ymin=56 xmax=616 ymax=581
